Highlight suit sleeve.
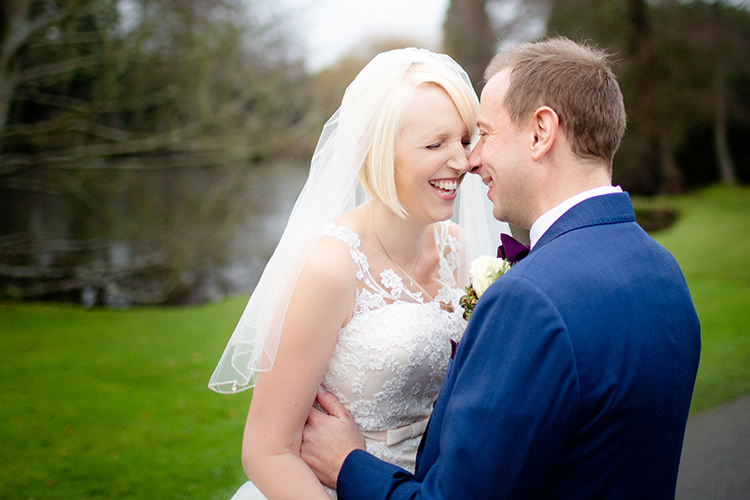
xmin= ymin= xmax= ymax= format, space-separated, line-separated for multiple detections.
xmin=337 ymin=275 xmax=582 ymax=499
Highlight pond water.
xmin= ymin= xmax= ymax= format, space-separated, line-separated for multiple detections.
xmin=219 ymin=161 xmax=309 ymax=298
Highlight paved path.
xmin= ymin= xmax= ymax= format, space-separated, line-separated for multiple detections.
xmin=676 ymin=393 xmax=750 ymax=499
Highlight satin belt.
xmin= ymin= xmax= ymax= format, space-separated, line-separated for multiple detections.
xmin=361 ymin=416 xmax=430 ymax=446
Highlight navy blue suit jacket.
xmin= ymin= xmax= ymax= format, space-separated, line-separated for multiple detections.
xmin=337 ymin=192 xmax=701 ymax=499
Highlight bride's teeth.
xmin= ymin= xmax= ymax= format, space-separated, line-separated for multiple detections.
xmin=430 ymin=180 xmax=457 ymax=191
xmin=487 ymin=180 xmax=494 ymax=188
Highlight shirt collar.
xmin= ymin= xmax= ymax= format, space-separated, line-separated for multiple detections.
xmin=529 ymin=185 xmax=623 ymax=249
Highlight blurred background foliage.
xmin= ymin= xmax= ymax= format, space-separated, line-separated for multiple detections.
xmin=1 ymin=0 xmax=749 ymax=306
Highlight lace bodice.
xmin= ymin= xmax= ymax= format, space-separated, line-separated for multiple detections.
xmin=228 ymin=221 xmax=468 ymax=500
xmin=317 ymin=220 xmax=467 ymax=472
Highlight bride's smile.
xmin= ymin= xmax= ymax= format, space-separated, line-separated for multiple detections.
xmin=428 ymin=177 xmax=461 ymax=198
xmin=394 ymin=84 xmax=473 ymax=225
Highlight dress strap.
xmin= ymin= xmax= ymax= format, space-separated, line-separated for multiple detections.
xmin=315 ymin=221 xmax=370 ymax=279
xmin=435 ymin=220 xmax=459 ymax=289
xmin=317 ymin=220 xmax=460 ymax=307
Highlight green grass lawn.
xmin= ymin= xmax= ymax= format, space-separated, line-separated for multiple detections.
xmin=0 ymin=297 xmax=251 ymax=499
xmin=1 ymin=184 xmax=748 ymax=499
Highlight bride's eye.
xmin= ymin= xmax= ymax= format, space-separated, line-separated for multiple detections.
xmin=426 ymin=142 xmax=443 ymax=150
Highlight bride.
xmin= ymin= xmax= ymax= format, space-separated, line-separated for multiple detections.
xmin=209 ymin=48 xmax=509 ymax=499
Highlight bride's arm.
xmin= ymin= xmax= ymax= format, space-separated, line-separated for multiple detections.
xmin=241 ymin=237 xmax=357 ymax=499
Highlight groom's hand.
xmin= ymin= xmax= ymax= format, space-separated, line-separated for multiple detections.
xmin=301 ymin=386 xmax=366 ymax=489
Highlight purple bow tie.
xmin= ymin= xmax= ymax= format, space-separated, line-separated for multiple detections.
xmin=497 ymin=233 xmax=530 ymax=264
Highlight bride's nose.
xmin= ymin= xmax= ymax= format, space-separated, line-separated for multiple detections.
xmin=448 ymin=142 xmax=471 ymax=174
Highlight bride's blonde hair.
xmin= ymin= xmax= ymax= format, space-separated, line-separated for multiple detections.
xmin=358 ymin=63 xmax=479 ymax=219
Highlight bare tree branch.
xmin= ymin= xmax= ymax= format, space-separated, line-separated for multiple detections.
xmin=0 ymin=176 xmax=65 ymax=194
xmin=1 ymin=0 xmax=93 ymax=69
xmin=0 ymin=234 xmax=111 ymax=253
xmin=18 ymin=54 xmax=102 ymax=83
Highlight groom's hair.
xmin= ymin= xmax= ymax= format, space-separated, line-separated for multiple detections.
xmin=484 ymin=37 xmax=627 ymax=168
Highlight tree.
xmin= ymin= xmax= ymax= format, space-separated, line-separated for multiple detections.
xmin=0 ymin=0 xmax=315 ymax=305
xmin=546 ymin=0 xmax=662 ymax=192
xmin=443 ymin=0 xmax=547 ymax=89
xmin=658 ymin=0 xmax=750 ymax=186
xmin=443 ymin=0 xmax=498 ymax=88
xmin=626 ymin=0 xmax=686 ymax=193
xmin=1 ymin=0 xmax=94 ymax=133
xmin=547 ymin=0 xmax=750 ymax=192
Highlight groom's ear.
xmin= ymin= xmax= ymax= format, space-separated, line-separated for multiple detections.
xmin=529 ymin=106 xmax=559 ymax=162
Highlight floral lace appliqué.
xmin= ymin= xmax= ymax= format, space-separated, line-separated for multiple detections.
xmin=316 ymin=220 xmax=467 ymax=475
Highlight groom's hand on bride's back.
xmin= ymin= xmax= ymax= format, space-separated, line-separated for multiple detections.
xmin=301 ymin=386 xmax=366 ymax=489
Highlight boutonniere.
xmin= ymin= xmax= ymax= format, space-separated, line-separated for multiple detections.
xmin=459 ymin=234 xmax=530 ymax=321
xmin=459 ymin=255 xmax=512 ymax=321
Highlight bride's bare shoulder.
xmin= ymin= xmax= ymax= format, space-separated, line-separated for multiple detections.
xmin=332 ymin=205 xmax=368 ymax=234
xmin=302 ymin=230 xmax=359 ymax=293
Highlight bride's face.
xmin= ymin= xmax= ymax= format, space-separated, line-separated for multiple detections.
xmin=394 ymin=85 xmax=472 ymax=225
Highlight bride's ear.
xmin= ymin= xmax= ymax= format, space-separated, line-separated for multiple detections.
xmin=529 ymin=106 xmax=559 ymax=162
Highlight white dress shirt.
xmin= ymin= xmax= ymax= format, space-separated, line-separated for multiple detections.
xmin=529 ymin=185 xmax=623 ymax=249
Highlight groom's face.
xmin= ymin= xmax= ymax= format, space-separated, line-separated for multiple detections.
xmin=470 ymin=69 xmax=533 ymax=228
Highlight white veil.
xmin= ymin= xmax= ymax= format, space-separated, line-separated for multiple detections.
xmin=209 ymin=48 xmax=509 ymax=394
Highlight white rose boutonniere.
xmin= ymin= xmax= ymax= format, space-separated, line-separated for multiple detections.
xmin=459 ymin=255 xmax=512 ymax=321
xmin=470 ymin=255 xmax=512 ymax=297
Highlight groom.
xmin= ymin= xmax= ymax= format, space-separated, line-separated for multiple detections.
xmin=300 ymin=37 xmax=701 ymax=499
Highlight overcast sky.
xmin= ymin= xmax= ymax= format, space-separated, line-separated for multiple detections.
xmin=279 ymin=0 xmax=451 ymax=70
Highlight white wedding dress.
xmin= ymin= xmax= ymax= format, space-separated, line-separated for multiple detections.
xmin=230 ymin=220 xmax=467 ymax=499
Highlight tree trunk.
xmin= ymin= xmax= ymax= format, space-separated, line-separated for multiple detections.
xmin=443 ymin=0 xmax=497 ymax=89
xmin=658 ymin=132 xmax=683 ymax=194
xmin=626 ymin=0 xmax=665 ymax=194
xmin=713 ymin=74 xmax=737 ymax=185
xmin=0 ymin=0 xmax=32 ymax=133
xmin=0 ymin=68 xmax=17 ymax=133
